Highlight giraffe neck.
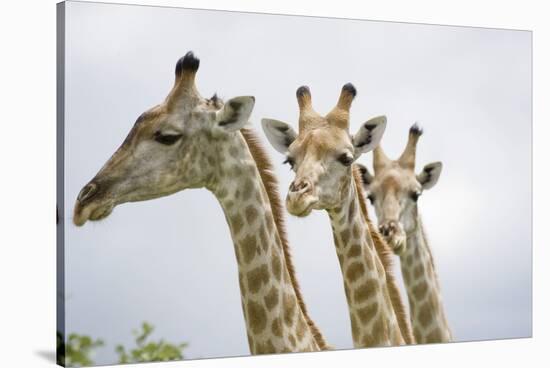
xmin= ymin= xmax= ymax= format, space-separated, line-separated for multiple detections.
xmin=208 ymin=130 xmax=322 ymax=354
xmin=400 ymin=212 xmax=451 ymax=343
xmin=327 ymin=176 xmax=404 ymax=347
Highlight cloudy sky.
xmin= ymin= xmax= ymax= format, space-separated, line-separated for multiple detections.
xmin=62 ymin=1 xmax=531 ymax=365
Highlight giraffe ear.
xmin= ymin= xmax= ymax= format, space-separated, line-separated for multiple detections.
xmin=215 ymin=96 xmax=255 ymax=132
xmin=356 ymin=163 xmax=374 ymax=190
xmin=261 ymin=118 xmax=297 ymax=154
xmin=417 ymin=162 xmax=442 ymax=190
xmin=353 ymin=115 xmax=387 ymax=156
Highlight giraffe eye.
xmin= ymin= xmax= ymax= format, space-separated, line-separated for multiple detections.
xmin=154 ymin=131 xmax=183 ymax=145
xmin=367 ymin=194 xmax=375 ymax=204
xmin=337 ymin=153 xmax=354 ymax=166
xmin=283 ymin=156 xmax=295 ymax=170
xmin=410 ymin=191 xmax=422 ymax=202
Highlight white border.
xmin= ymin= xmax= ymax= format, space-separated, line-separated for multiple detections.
xmin=0 ymin=0 xmax=547 ymax=367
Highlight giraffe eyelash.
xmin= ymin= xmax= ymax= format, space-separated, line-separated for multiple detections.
xmin=337 ymin=153 xmax=354 ymax=166
xmin=153 ymin=131 xmax=183 ymax=145
xmin=283 ymin=157 xmax=295 ymax=169
xmin=367 ymin=194 xmax=376 ymax=204
xmin=410 ymin=191 xmax=422 ymax=202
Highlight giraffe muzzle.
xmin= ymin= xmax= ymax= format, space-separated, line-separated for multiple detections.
xmin=379 ymin=220 xmax=407 ymax=254
xmin=286 ymin=180 xmax=318 ymax=217
xmin=73 ymin=181 xmax=115 ymax=226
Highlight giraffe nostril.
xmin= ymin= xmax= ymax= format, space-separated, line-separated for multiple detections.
xmin=77 ymin=183 xmax=99 ymax=202
xmin=289 ymin=180 xmax=311 ymax=193
xmin=380 ymin=223 xmax=396 ymax=237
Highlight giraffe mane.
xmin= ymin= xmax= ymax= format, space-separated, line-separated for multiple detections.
xmin=352 ymin=165 xmax=416 ymax=345
xmin=240 ymin=128 xmax=329 ymax=350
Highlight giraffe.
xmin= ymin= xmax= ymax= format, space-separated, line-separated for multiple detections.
xmin=357 ymin=123 xmax=451 ymax=343
xmin=262 ymin=84 xmax=414 ymax=347
xmin=72 ymin=52 xmax=328 ymax=354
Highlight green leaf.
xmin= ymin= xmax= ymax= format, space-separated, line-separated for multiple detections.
xmin=115 ymin=322 xmax=188 ymax=363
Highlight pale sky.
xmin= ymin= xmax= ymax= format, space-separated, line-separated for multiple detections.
xmin=62 ymin=1 xmax=531 ymax=365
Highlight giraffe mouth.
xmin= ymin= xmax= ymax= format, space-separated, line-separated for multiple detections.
xmin=392 ymin=241 xmax=406 ymax=255
xmin=286 ymin=194 xmax=318 ymax=217
xmin=385 ymin=232 xmax=407 ymax=255
xmin=73 ymin=200 xmax=114 ymax=226
xmin=294 ymin=204 xmax=314 ymax=217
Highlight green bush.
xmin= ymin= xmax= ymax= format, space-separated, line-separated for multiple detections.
xmin=57 ymin=322 xmax=187 ymax=366
xmin=57 ymin=332 xmax=104 ymax=367
xmin=116 ymin=322 xmax=188 ymax=364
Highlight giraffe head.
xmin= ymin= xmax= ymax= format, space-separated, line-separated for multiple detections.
xmin=358 ymin=124 xmax=442 ymax=254
xmin=262 ymin=84 xmax=386 ymax=216
xmin=73 ymin=52 xmax=255 ymax=226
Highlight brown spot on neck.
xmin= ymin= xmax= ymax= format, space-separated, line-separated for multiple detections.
xmin=357 ymin=302 xmax=379 ymax=325
xmin=247 ymin=264 xmax=270 ymax=294
xmin=241 ymin=234 xmax=259 ymax=264
xmin=264 ymin=286 xmax=279 ymax=311
xmin=354 ymin=279 xmax=380 ymax=304
xmin=246 ymin=300 xmax=268 ymax=335
xmin=245 ymin=205 xmax=259 ymax=225
xmin=345 ymin=262 xmax=366 ymax=283
xmin=283 ymin=292 xmax=297 ymax=327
